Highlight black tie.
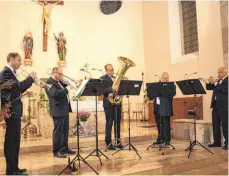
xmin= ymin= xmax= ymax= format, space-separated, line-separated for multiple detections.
xmin=13 ymin=70 xmax=16 ymax=74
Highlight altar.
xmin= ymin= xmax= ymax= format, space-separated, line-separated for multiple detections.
xmin=0 ymin=99 xmax=106 ymax=142
xmin=70 ymin=99 xmax=104 ymax=112
xmin=37 ymin=99 xmax=106 ymax=138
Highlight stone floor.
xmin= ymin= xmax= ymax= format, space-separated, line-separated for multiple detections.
xmin=0 ymin=121 xmax=155 ymax=156
xmin=0 ymin=140 xmax=227 ymax=175
xmin=0 ymin=120 xmax=228 ymax=175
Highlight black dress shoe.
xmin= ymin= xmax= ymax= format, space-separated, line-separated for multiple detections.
xmin=17 ymin=168 xmax=27 ymax=173
xmin=223 ymin=145 xmax=228 ymax=150
xmin=54 ymin=152 xmax=67 ymax=158
xmin=115 ymin=144 xmax=124 ymax=149
xmin=208 ymin=143 xmax=221 ymax=147
xmin=106 ymin=144 xmax=116 ymax=150
xmin=64 ymin=149 xmax=76 ymax=155
xmin=13 ymin=171 xmax=28 ymax=175
xmin=153 ymin=141 xmax=164 ymax=145
xmin=164 ymin=142 xmax=171 ymax=146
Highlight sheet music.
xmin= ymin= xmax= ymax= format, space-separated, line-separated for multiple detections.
xmin=74 ymin=79 xmax=90 ymax=98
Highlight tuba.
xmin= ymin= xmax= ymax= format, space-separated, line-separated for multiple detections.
xmin=108 ymin=56 xmax=135 ymax=104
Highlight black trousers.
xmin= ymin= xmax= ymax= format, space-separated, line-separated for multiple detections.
xmin=155 ymin=108 xmax=171 ymax=143
xmin=52 ymin=116 xmax=69 ymax=154
xmin=4 ymin=118 xmax=21 ymax=175
xmin=104 ymin=105 xmax=121 ymax=145
xmin=212 ymin=106 xmax=228 ymax=145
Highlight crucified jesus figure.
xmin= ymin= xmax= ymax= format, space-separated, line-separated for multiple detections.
xmin=34 ymin=0 xmax=61 ymax=35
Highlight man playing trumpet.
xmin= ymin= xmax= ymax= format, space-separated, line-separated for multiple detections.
xmin=0 ymin=52 xmax=36 ymax=175
xmin=45 ymin=67 xmax=76 ymax=158
xmin=207 ymin=67 xmax=228 ymax=150
xmin=153 ymin=72 xmax=176 ymax=145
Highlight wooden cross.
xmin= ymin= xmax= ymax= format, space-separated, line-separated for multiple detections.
xmin=36 ymin=0 xmax=64 ymax=51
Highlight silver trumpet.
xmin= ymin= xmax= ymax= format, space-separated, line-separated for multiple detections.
xmin=45 ymin=68 xmax=82 ymax=88
xmin=200 ymin=77 xmax=218 ymax=84
xmin=17 ymin=67 xmax=52 ymax=89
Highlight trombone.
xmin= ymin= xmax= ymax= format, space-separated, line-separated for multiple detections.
xmin=45 ymin=68 xmax=82 ymax=88
xmin=17 ymin=67 xmax=52 ymax=89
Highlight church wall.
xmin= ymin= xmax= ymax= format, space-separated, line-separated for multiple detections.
xmin=142 ymin=1 xmax=225 ymax=121
xmin=220 ymin=1 xmax=228 ymax=68
xmin=0 ymin=1 xmax=226 ymax=121
xmin=0 ymin=1 xmax=145 ymax=115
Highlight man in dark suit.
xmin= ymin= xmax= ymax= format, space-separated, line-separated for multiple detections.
xmin=45 ymin=67 xmax=76 ymax=158
xmin=100 ymin=64 xmax=123 ymax=150
xmin=153 ymin=72 xmax=176 ymax=145
xmin=0 ymin=80 xmax=14 ymax=110
xmin=207 ymin=67 xmax=228 ymax=150
xmin=0 ymin=52 xmax=36 ymax=175
xmin=0 ymin=80 xmax=14 ymax=89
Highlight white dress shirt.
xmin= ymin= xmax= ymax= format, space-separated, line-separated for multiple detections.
xmin=156 ymin=97 xmax=160 ymax=105
xmin=108 ymin=75 xmax=114 ymax=82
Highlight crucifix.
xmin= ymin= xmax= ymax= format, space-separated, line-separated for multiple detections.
xmin=34 ymin=0 xmax=64 ymax=52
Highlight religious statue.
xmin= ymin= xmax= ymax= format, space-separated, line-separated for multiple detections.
xmin=34 ymin=0 xmax=61 ymax=35
xmin=23 ymin=32 xmax=33 ymax=66
xmin=23 ymin=32 xmax=33 ymax=59
xmin=54 ymin=32 xmax=67 ymax=65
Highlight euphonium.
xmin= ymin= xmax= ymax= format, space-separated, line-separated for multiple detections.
xmin=108 ymin=56 xmax=136 ymax=104
xmin=17 ymin=67 xmax=52 ymax=89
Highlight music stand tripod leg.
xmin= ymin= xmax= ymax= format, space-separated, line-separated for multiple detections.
xmin=59 ymin=98 xmax=98 ymax=175
xmin=158 ymin=114 xmax=164 ymax=155
xmin=185 ymin=110 xmax=213 ymax=158
xmin=59 ymin=153 xmax=99 ymax=175
xmin=85 ymin=94 xmax=108 ymax=165
xmin=196 ymin=141 xmax=214 ymax=154
xmin=112 ymin=96 xmax=141 ymax=159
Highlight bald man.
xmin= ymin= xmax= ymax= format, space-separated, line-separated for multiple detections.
xmin=208 ymin=67 xmax=228 ymax=150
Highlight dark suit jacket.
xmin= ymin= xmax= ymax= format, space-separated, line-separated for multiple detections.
xmin=45 ymin=77 xmax=72 ymax=117
xmin=0 ymin=66 xmax=34 ymax=118
xmin=100 ymin=74 xmax=114 ymax=108
xmin=153 ymin=84 xmax=176 ymax=117
xmin=208 ymin=76 xmax=228 ymax=111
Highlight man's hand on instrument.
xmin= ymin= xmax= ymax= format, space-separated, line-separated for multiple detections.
xmin=209 ymin=76 xmax=216 ymax=84
xmin=0 ymin=79 xmax=14 ymax=89
xmin=113 ymin=86 xmax=119 ymax=93
xmin=30 ymin=72 xmax=37 ymax=79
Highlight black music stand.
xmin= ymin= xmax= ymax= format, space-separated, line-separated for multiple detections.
xmin=141 ymin=72 xmax=147 ymax=121
xmin=84 ymin=79 xmax=109 ymax=165
xmin=146 ymin=82 xmax=176 ymax=155
xmin=59 ymin=80 xmax=99 ymax=175
xmin=176 ymin=79 xmax=214 ymax=158
xmin=112 ymin=80 xmax=142 ymax=159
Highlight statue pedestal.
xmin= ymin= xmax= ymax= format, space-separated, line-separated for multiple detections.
xmin=24 ymin=58 xmax=33 ymax=66
xmin=58 ymin=60 xmax=66 ymax=68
